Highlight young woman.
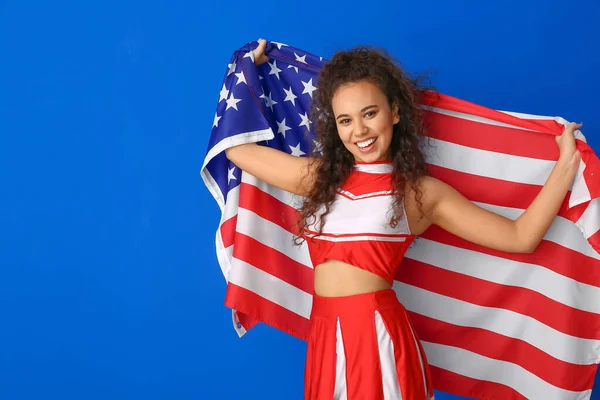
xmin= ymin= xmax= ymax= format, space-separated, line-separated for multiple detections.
xmin=225 ymin=39 xmax=582 ymax=400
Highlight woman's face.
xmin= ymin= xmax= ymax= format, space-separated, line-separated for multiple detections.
xmin=331 ymin=80 xmax=399 ymax=163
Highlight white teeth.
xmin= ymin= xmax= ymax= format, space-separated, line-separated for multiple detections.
xmin=357 ymin=138 xmax=376 ymax=148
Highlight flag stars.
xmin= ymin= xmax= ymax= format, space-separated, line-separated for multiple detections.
xmin=272 ymin=41 xmax=288 ymax=50
xmin=268 ymin=60 xmax=282 ymax=80
xmin=226 ymin=93 xmax=242 ymax=111
xmin=287 ymin=64 xmax=299 ymax=73
xmin=277 ymin=118 xmax=291 ymax=138
xmin=289 ymin=143 xmax=306 ymax=157
xmin=299 ymin=112 xmax=312 ymax=130
xmin=228 ymin=166 xmax=237 ymax=184
xmin=302 ymin=78 xmax=317 ymax=98
xmin=263 ymin=92 xmax=278 ymax=111
xmin=213 ymin=113 xmax=221 ymax=128
xmin=219 ymin=84 xmax=229 ymax=102
xmin=283 ymin=86 xmax=298 ymax=106
xmin=227 ymin=61 xmax=236 ymax=76
xmin=294 ymin=52 xmax=307 ymax=64
xmin=234 ymin=71 xmax=247 ymax=85
xmin=243 ymin=51 xmax=255 ymax=63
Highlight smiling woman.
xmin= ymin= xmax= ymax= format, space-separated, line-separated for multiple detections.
xmin=219 ymin=39 xmax=584 ymax=400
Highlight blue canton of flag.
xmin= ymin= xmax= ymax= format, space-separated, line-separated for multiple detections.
xmin=201 ymin=40 xmax=325 ymax=209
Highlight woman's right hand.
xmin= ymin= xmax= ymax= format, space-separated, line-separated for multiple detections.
xmin=252 ymin=39 xmax=269 ymax=66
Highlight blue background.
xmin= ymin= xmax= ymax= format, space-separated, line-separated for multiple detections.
xmin=0 ymin=0 xmax=598 ymax=399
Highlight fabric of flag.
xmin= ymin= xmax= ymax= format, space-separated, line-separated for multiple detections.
xmin=200 ymin=40 xmax=600 ymax=400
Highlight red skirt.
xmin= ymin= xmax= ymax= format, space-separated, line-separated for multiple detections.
xmin=304 ymin=289 xmax=434 ymax=400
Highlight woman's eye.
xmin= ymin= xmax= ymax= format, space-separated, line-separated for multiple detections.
xmin=365 ymin=111 xmax=376 ymax=118
xmin=340 ymin=118 xmax=350 ymax=124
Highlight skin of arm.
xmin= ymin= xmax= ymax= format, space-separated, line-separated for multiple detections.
xmin=405 ymin=122 xmax=582 ymax=253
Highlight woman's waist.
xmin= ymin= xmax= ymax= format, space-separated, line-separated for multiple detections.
xmin=310 ymin=285 xmax=402 ymax=318
xmin=313 ymin=259 xmax=393 ymax=297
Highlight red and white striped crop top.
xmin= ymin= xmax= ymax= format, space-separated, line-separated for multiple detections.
xmin=303 ymin=161 xmax=414 ymax=284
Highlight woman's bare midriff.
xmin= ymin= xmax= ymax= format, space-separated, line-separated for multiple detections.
xmin=314 ymin=259 xmax=391 ymax=297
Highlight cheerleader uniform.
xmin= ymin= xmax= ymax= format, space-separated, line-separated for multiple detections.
xmin=303 ymin=161 xmax=434 ymax=400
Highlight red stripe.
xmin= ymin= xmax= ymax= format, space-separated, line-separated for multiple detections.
xmin=429 ymin=365 xmax=528 ymax=400
xmin=236 ymin=312 xmax=258 ymax=331
xmin=397 ymin=259 xmax=600 ymax=339
xmin=410 ymin=313 xmax=597 ymax=392
xmin=238 ymin=182 xmax=299 ymax=234
xmin=421 ymin=225 xmax=600 ymax=289
xmin=224 ymin=283 xmax=309 ymax=340
xmin=424 ymin=110 xmax=560 ymax=160
xmin=421 ymin=92 xmax=562 ymax=137
xmin=220 ymin=215 xmax=237 ymax=248
xmin=588 ymin=229 xmax=600 ymax=256
xmin=427 ymin=164 xmax=574 ymax=214
xmin=233 ymin=232 xmax=314 ymax=294
xmin=582 ymin=148 xmax=600 ymax=198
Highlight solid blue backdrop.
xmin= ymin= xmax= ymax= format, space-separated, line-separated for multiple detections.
xmin=0 ymin=0 xmax=598 ymax=399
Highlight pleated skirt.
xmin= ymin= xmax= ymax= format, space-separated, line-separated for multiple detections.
xmin=304 ymin=289 xmax=434 ymax=400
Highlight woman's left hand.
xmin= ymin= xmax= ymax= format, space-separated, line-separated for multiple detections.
xmin=556 ymin=122 xmax=583 ymax=168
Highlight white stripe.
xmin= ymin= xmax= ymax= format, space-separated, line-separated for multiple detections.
xmin=228 ymin=258 xmax=312 ymax=318
xmin=304 ymin=233 xmax=407 ymax=243
xmin=236 ymin=208 xmax=313 ymax=268
xmin=474 ymin=202 xmax=600 ymax=261
xmin=569 ymin=159 xmax=591 ymax=208
xmin=201 ymin=128 xmax=274 ymax=173
xmin=498 ymin=110 xmax=587 ymax=143
xmin=577 ymin=197 xmax=600 ymax=240
xmin=422 ymin=341 xmax=592 ymax=400
xmin=214 ymin=185 xmax=240 ymax=280
xmin=242 ymin=172 xmax=306 ymax=209
xmin=406 ymin=238 xmax=600 ymax=314
xmin=394 ymin=282 xmax=600 ymax=365
xmin=200 ymin=128 xmax=274 ymax=209
xmin=425 ymin=137 xmax=556 ymax=186
xmin=334 ymin=318 xmax=348 ymax=400
xmin=374 ymin=311 xmax=402 ymax=400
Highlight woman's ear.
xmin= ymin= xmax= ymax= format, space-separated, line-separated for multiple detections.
xmin=392 ymin=103 xmax=400 ymax=125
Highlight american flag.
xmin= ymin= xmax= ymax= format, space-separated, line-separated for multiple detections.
xmin=201 ymin=40 xmax=600 ymax=399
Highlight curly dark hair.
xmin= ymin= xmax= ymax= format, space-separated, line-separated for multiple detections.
xmin=296 ymin=46 xmax=431 ymax=243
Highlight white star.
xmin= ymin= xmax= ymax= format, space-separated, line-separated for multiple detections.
xmin=298 ymin=112 xmax=312 ymax=130
xmin=319 ymin=57 xmax=323 ymax=61
xmin=294 ymin=52 xmax=307 ymax=64
xmin=302 ymin=78 xmax=317 ymax=98
xmin=287 ymin=64 xmax=299 ymax=73
xmin=219 ymin=84 xmax=229 ymax=102
xmin=289 ymin=142 xmax=306 ymax=157
xmin=213 ymin=113 xmax=221 ymax=128
xmin=234 ymin=71 xmax=246 ymax=85
xmin=312 ymin=139 xmax=323 ymax=154
xmin=271 ymin=41 xmax=288 ymax=50
xmin=226 ymin=93 xmax=242 ymax=111
xmin=243 ymin=51 xmax=255 ymax=62
xmin=283 ymin=86 xmax=297 ymax=106
xmin=227 ymin=61 xmax=236 ymax=76
xmin=228 ymin=167 xmax=237 ymax=184
xmin=268 ymin=60 xmax=282 ymax=80
xmin=263 ymin=92 xmax=278 ymax=111
xmin=277 ymin=118 xmax=291 ymax=138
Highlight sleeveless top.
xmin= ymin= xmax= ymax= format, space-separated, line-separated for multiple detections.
xmin=303 ymin=161 xmax=415 ymax=284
